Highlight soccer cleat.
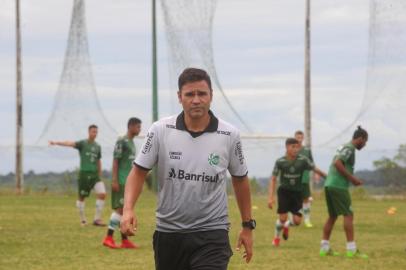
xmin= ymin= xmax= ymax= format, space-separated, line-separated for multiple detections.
xmin=103 ymin=236 xmax=119 ymax=249
xmin=320 ymin=249 xmax=340 ymax=257
xmin=304 ymin=220 xmax=313 ymax=228
xmin=120 ymin=239 xmax=140 ymax=249
xmin=346 ymin=250 xmax=368 ymax=259
xmin=272 ymin=237 xmax=280 ymax=247
xmin=93 ymin=219 xmax=107 ymax=227
xmin=282 ymin=226 xmax=289 ymax=240
xmin=80 ymin=220 xmax=87 ymax=227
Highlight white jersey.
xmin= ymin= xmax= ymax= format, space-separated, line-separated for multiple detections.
xmin=134 ymin=111 xmax=248 ymax=232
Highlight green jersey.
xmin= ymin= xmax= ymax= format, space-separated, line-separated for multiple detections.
xmin=113 ymin=135 xmax=136 ymax=185
xmin=74 ymin=140 xmax=101 ymax=173
xmin=298 ymin=146 xmax=314 ymax=184
xmin=325 ymin=142 xmax=356 ymax=190
xmin=272 ymin=155 xmax=315 ymax=192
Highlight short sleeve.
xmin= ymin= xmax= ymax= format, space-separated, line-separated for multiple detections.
xmin=134 ymin=123 xmax=160 ymax=170
xmin=74 ymin=140 xmax=83 ymax=151
xmin=113 ymin=140 xmax=123 ymax=159
xmin=272 ymin=161 xmax=280 ymax=177
xmin=228 ymin=131 xmax=248 ymax=177
xmin=337 ymin=147 xmax=353 ymax=163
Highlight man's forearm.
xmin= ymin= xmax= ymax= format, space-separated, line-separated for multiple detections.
xmin=232 ymin=176 xmax=252 ymax=222
xmin=112 ymin=159 xmax=119 ymax=183
xmin=123 ymin=166 xmax=148 ymax=211
xmin=268 ymin=176 xmax=276 ymax=200
xmin=97 ymin=160 xmax=102 ymax=178
xmin=335 ymin=160 xmax=356 ymax=183
xmin=51 ymin=141 xmax=75 ymax=147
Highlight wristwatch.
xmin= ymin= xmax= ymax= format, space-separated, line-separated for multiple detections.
xmin=242 ymin=219 xmax=256 ymax=230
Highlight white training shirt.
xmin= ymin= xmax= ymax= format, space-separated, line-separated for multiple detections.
xmin=134 ymin=111 xmax=248 ymax=233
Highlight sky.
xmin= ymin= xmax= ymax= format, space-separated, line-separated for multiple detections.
xmin=0 ymin=0 xmax=404 ymax=176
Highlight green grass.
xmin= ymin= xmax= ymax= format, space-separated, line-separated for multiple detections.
xmin=1 ymin=191 xmax=406 ymax=270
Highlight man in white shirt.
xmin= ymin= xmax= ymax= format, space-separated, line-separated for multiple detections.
xmin=121 ymin=68 xmax=255 ymax=269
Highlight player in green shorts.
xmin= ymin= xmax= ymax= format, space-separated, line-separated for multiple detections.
xmin=320 ymin=126 xmax=368 ymax=259
xmin=268 ymin=138 xmax=326 ymax=247
xmin=49 ymin=124 xmax=106 ymax=226
xmin=102 ymin=118 xmax=142 ymax=249
xmin=294 ymin=130 xmax=321 ymax=228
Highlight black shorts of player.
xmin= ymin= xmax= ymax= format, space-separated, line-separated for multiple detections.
xmin=153 ymin=229 xmax=233 ymax=270
xmin=277 ymin=187 xmax=303 ymax=217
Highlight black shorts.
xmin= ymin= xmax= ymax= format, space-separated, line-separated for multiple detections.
xmin=153 ymin=229 xmax=232 ymax=270
xmin=277 ymin=187 xmax=303 ymax=216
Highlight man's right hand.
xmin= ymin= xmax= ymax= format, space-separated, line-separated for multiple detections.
xmin=267 ymin=197 xmax=275 ymax=209
xmin=111 ymin=181 xmax=119 ymax=192
xmin=352 ymin=177 xmax=363 ymax=186
xmin=120 ymin=210 xmax=137 ymax=236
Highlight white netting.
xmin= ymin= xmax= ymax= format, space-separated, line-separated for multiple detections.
xmin=160 ymin=0 xmax=253 ymax=132
xmin=320 ymin=0 xmax=406 ymax=148
xmin=36 ymin=0 xmax=117 ymax=147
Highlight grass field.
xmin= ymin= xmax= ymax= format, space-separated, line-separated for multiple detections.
xmin=1 ymin=190 xmax=406 ymax=270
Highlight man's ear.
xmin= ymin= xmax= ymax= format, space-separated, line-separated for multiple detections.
xmin=177 ymin=91 xmax=182 ymax=103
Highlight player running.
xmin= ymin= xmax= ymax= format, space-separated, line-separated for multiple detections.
xmin=268 ymin=138 xmax=326 ymax=247
xmin=320 ymin=126 xmax=369 ymax=259
xmin=49 ymin=124 xmax=106 ymax=226
xmin=294 ymin=130 xmax=318 ymax=228
xmin=103 ymin=117 xmax=142 ymax=249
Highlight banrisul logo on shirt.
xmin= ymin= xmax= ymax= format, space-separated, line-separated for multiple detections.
xmin=208 ymin=153 xmax=220 ymax=166
xmin=167 ymin=168 xmax=219 ymax=183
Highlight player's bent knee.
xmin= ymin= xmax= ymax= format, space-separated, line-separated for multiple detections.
xmin=94 ymin=181 xmax=106 ymax=195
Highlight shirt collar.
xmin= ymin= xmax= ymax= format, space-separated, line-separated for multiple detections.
xmin=176 ymin=110 xmax=219 ymax=137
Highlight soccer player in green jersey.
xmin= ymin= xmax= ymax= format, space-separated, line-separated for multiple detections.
xmin=294 ymin=130 xmax=318 ymax=228
xmin=103 ymin=117 xmax=142 ymax=249
xmin=49 ymin=124 xmax=106 ymax=226
xmin=268 ymin=138 xmax=326 ymax=247
xmin=319 ymin=126 xmax=368 ymax=258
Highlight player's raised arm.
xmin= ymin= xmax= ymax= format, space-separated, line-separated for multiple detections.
xmin=334 ymin=159 xmax=362 ymax=186
xmin=48 ymin=140 xmax=76 ymax=147
xmin=120 ymin=166 xmax=149 ymax=236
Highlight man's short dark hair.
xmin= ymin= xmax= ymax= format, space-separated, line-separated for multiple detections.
xmin=353 ymin=126 xmax=368 ymax=140
xmin=128 ymin=117 xmax=141 ymax=128
xmin=295 ymin=130 xmax=304 ymax=136
xmin=178 ymin=68 xmax=212 ymax=91
xmin=285 ymin=138 xmax=299 ymax=146
xmin=88 ymin=124 xmax=98 ymax=130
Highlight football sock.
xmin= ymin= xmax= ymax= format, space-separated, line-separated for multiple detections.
xmin=320 ymin=240 xmax=330 ymax=251
xmin=346 ymin=241 xmax=357 ymax=252
xmin=303 ymin=202 xmax=311 ymax=222
xmin=94 ymin=199 xmax=105 ymax=221
xmin=275 ymin=219 xmax=283 ymax=238
xmin=76 ymin=200 xmax=86 ymax=222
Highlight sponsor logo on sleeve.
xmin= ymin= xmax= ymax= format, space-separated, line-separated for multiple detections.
xmin=142 ymin=132 xmax=154 ymax=154
xmin=235 ymin=141 xmax=245 ymax=165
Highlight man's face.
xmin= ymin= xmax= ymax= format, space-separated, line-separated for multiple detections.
xmin=88 ymin=127 xmax=98 ymax=140
xmin=129 ymin=123 xmax=141 ymax=136
xmin=295 ymin=134 xmax=304 ymax=145
xmin=178 ymin=80 xmax=212 ymax=120
xmin=286 ymin=143 xmax=300 ymax=158
xmin=355 ymin=137 xmax=368 ymax=150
